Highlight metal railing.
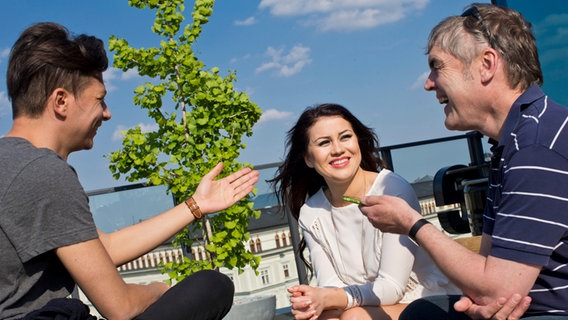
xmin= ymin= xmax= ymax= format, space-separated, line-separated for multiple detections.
xmin=380 ymin=131 xmax=486 ymax=170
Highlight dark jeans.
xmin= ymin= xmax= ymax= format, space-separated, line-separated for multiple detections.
xmin=400 ymin=295 xmax=568 ymax=320
xmin=135 ymin=270 xmax=234 ymax=320
xmin=23 ymin=298 xmax=96 ymax=320
xmin=24 ymin=270 xmax=234 ymax=320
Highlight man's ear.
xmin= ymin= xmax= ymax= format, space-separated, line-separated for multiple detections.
xmin=50 ymin=88 xmax=70 ymax=118
xmin=479 ymin=47 xmax=499 ymax=84
xmin=304 ymin=155 xmax=314 ymax=168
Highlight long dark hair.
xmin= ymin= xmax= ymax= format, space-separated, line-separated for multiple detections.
xmin=268 ymin=103 xmax=385 ymax=271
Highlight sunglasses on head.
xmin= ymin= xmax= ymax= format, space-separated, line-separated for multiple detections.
xmin=461 ymin=6 xmax=496 ymax=49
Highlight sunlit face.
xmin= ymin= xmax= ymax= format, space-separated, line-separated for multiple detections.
xmin=424 ymin=45 xmax=484 ymax=132
xmin=66 ymin=76 xmax=111 ymax=152
xmin=304 ymin=116 xmax=361 ymax=185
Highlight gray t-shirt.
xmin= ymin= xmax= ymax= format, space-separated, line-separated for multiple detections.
xmin=0 ymin=137 xmax=98 ymax=319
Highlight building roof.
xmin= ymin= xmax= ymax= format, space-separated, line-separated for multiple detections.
xmin=250 ymin=192 xmax=289 ymax=232
xmin=411 ymin=177 xmax=435 ymax=200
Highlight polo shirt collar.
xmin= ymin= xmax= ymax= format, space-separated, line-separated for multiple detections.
xmin=495 ymin=84 xmax=544 ymax=149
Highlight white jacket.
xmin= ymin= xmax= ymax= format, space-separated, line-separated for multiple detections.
xmin=298 ymin=169 xmax=461 ymax=305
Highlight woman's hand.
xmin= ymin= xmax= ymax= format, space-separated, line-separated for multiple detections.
xmin=288 ymin=285 xmax=326 ymax=320
xmin=192 ymin=162 xmax=259 ymax=215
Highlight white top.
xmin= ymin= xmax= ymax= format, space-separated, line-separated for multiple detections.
xmin=298 ymin=169 xmax=461 ymax=305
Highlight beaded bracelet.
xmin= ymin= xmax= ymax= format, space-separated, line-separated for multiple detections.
xmin=184 ymin=196 xmax=203 ymax=220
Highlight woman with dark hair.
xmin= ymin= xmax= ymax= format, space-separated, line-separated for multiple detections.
xmin=270 ymin=103 xmax=459 ymax=319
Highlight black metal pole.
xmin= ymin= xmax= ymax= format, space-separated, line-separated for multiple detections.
xmin=380 ymin=148 xmax=394 ymax=172
xmin=466 ymin=131 xmax=486 ymax=166
xmin=286 ymin=208 xmax=309 ymax=285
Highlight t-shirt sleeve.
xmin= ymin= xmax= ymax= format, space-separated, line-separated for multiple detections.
xmin=1 ymin=155 xmax=98 ymax=263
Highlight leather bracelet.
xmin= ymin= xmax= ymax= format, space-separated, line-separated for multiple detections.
xmin=408 ymin=218 xmax=430 ymax=244
xmin=184 ymin=196 xmax=203 ymax=220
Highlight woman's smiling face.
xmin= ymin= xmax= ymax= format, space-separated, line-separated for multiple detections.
xmin=304 ymin=115 xmax=362 ymax=185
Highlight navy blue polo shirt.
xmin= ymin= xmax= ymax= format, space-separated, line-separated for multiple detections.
xmin=484 ymin=84 xmax=568 ymax=316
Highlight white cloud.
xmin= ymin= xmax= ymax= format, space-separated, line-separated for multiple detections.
xmin=112 ymin=125 xmax=127 ymax=141
xmin=112 ymin=123 xmax=159 ymax=141
xmin=104 ymin=83 xmax=119 ymax=93
xmin=121 ymin=68 xmax=140 ymax=81
xmin=103 ymin=68 xmax=120 ymax=92
xmin=229 ymin=53 xmax=251 ymax=65
xmin=235 ymin=16 xmax=256 ymax=26
xmin=138 ymin=123 xmax=159 ymax=133
xmin=540 ymin=47 xmax=568 ymax=66
xmin=258 ymin=108 xmax=294 ymax=123
xmin=410 ymin=71 xmax=428 ymax=90
xmin=259 ymin=0 xmax=429 ymax=32
xmin=0 ymin=91 xmax=10 ymax=118
xmin=540 ymin=13 xmax=568 ymax=28
xmin=0 ymin=48 xmax=9 ymax=64
xmin=534 ymin=13 xmax=568 ymax=44
xmin=256 ymin=45 xmax=312 ymax=77
xmin=103 ymin=68 xmax=119 ymax=81
xmin=103 ymin=67 xmax=141 ymax=92
xmin=316 ymin=8 xmax=403 ymax=32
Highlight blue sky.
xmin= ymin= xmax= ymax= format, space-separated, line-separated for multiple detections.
xmin=1 ymin=0 xmax=565 ymax=192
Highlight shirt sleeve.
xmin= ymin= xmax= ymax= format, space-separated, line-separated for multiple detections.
xmin=1 ymin=154 xmax=98 ymax=263
xmin=359 ymin=233 xmax=416 ymax=305
xmin=299 ymin=219 xmax=345 ymax=288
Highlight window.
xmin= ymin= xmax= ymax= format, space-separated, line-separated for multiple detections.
xmin=281 ymin=232 xmax=287 ymax=246
xmin=255 ymin=237 xmax=262 ymax=252
xmin=249 ymin=239 xmax=255 ymax=253
xmin=198 ymin=247 xmax=206 ymax=261
xmin=283 ymin=264 xmax=290 ymax=278
xmin=275 ymin=233 xmax=281 ymax=248
xmin=260 ymin=269 xmax=271 ymax=285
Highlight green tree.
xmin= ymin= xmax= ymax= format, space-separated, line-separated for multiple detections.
xmin=108 ymin=0 xmax=262 ymax=281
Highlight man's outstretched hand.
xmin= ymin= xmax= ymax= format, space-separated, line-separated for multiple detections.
xmin=192 ymin=163 xmax=259 ymax=215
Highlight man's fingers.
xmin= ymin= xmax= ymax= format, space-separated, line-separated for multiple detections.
xmin=360 ymin=195 xmax=381 ymax=206
xmin=492 ymin=295 xmax=531 ymax=320
xmin=203 ymin=162 xmax=224 ymax=181
xmin=232 ymin=171 xmax=258 ymax=198
xmin=226 ymin=166 xmax=253 ymax=184
xmin=457 ymin=294 xmax=531 ymax=320
xmin=453 ymin=296 xmax=473 ymax=312
xmin=458 ymin=296 xmax=504 ymax=319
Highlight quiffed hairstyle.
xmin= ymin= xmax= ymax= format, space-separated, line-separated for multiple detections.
xmin=269 ymin=103 xmax=385 ymax=271
xmin=7 ymin=22 xmax=108 ymax=119
xmin=426 ymin=3 xmax=542 ymax=91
